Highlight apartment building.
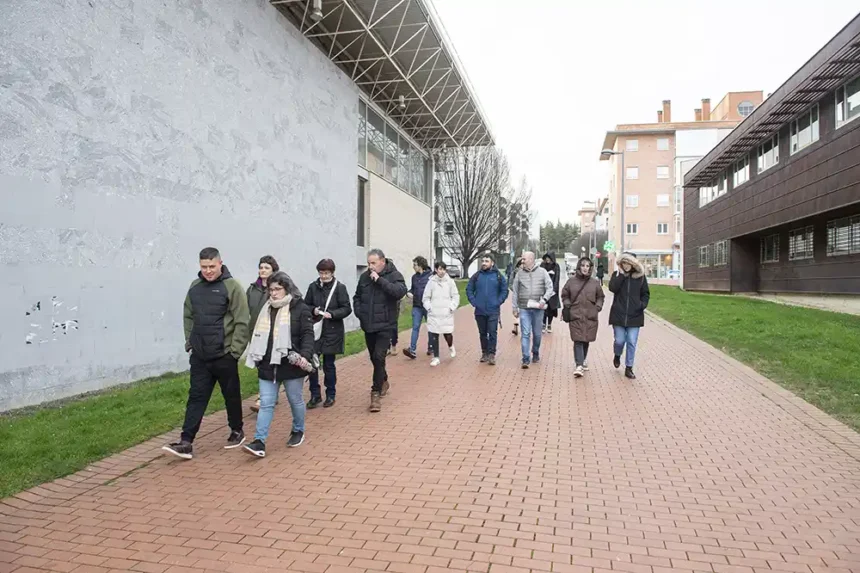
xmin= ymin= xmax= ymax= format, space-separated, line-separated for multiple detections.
xmin=578 ymin=201 xmax=597 ymax=235
xmin=599 ymin=93 xmax=762 ymax=280
xmin=684 ymin=15 xmax=860 ymax=295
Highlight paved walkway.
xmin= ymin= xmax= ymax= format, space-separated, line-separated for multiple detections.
xmin=3 ymin=301 xmax=860 ymax=573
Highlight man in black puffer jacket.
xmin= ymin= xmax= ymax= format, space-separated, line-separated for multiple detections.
xmin=353 ymin=248 xmax=408 ymax=413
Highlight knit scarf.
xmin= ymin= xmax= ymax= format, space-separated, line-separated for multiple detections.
xmin=245 ymin=296 xmax=292 ymax=369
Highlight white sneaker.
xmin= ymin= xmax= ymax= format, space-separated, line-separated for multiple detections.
xmin=582 ymin=361 xmax=589 ymax=371
xmin=547 ymin=324 xmax=553 ymax=333
xmin=449 ymin=347 xmax=456 ymax=358
xmin=573 ymin=365 xmax=584 ymax=378
xmin=430 ymin=357 xmax=441 ymax=367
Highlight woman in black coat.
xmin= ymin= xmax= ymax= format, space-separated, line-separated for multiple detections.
xmin=305 ymin=259 xmax=352 ymax=408
xmin=541 ymin=252 xmax=561 ymax=333
xmin=608 ymin=252 xmax=650 ymax=380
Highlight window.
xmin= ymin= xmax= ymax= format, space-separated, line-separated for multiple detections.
xmin=657 ymin=166 xmax=670 ymax=180
xmin=789 ymin=226 xmax=814 ymax=261
xmin=366 ymin=109 xmax=386 ymax=175
xmin=657 ymin=194 xmax=670 ymax=207
xmin=444 ymin=222 xmax=454 ymax=236
xmin=760 ymin=234 xmax=780 ymax=264
xmin=836 ymin=75 xmax=860 ymax=128
xmin=657 ymin=223 xmax=669 ymax=235
xmin=657 ymin=138 xmax=670 ymax=151
xmin=714 ymin=240 xmax=728 ymax=266
xmin=383 ymin=123 xmax=399 ymax=181
xmin=733 ymin=155 xmax=749 ymax=187
xmin=356 ymin=178 xmax=366 ymax=247
xmin=698 ymin=246 xmax=709 ymax=268
xmin=790 ymin=104 xmax=820 ymax=154
xmin=738 ymin=101 xmax=755 ymax=117
xmin=716 ymin=173 xmax=727 ymax=198
xmin=674 ymin=187 xmax=682 ymax=213
xmin=675 ymin=218 xmax=681 ymax=234
xmin=626 ymin=167 xmax=639 ymax=180
xmin=826 ymin=216 xmax=860 ymax=256
xmin=626 ymin=223 xmax=639 ymax=235
xmin=358 ymin=101 xmax=367 ymax=167
xmin=626 ymin=139 xmax=639 ymax=152
xmin=626 ymin=194 xmax=639 ymax=208
xmin=758 ymin=134 xmax=779 ymax=174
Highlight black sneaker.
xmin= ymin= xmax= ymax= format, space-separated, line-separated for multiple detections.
xmin=161 ymin=441 xmax=193 ymax=460
xmin=402 ymin=348 xmax=417 ymax=359
xmin=532 ymin=354 xmax=540 ymax=364
xmin=480 ymin=353 xmax=488 ymax=363
xmin=287 ymin=431 xmax=305 ymax=448
xmin=243 ymin=439 xmax=266 ymax=458
xmin=225 ymin=430 xmax=245 ymax=449
xmin=613 ymin=355 xmax=621 ymax=369
xmin=323 ymin=396 xmax=336 ymax=408
xmin=625 ymin=367 xmax=637 ymax=380
xmin=307 ymin=396 xmax=323 ymax=409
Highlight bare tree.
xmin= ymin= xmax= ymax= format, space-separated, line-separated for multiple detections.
xmin=435 ymin=146 xmax=532 ymax=272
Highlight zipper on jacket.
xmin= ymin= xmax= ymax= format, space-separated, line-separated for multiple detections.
xmin=624 ymin=277 xmax=630 ymax=327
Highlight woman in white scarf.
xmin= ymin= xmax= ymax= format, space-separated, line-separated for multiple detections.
xmin=243 ymin=272 xmax=316 ymax=458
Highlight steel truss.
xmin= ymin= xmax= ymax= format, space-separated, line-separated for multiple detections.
xmin=270 ymin=0 xmax=493 ymax=149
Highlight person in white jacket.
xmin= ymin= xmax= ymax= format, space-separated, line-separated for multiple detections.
xmin=423 ymin=261 xmax=460 ymax=366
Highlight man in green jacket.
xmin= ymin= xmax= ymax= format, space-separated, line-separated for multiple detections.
xmin=163 ymin=247 xmax=250 ymax=460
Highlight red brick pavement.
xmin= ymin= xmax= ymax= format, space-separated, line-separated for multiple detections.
xmin=3 ymin=300 xmax=860 ymax=573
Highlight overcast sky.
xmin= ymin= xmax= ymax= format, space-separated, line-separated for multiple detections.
xmin=430 ymin=0 xmax=859 ymax=228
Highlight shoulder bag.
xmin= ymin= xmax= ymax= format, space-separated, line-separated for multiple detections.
xmin=313 ymin=280 xmax=338 ymax=341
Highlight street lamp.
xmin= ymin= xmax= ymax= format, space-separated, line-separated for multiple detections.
xmin=600 ymin=149 xmax=625 ymax=254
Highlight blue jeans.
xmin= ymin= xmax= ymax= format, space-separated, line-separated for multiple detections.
xmin=475 ymin=313 xmax=499 ymax=355
xmin=612 ymin=326 xmax=640 ymax=368
xmin=410 ymin=307 xmax=429 ymax=353
xmin=518 ymin=308 xmax=544 ymax=363
xmin=255 ymin=377 xmax=305 ymax=442
xmin=307 ymin=354 xmax=336 ymax=400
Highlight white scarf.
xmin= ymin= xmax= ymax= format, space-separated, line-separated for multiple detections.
xmin=245 ymin=296 xmax=292 ymax=368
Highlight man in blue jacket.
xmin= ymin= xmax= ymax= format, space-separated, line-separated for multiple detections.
xmin=466 ymin=254 xmax=509 ymax=366
xmin=402 ymin=256 xmax=433 ymax=359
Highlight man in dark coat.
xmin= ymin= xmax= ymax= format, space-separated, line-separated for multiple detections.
xmin=608 ymin=252 xmax=650 ymax=380
xmin=403 ymin=256 xmax=433 ymax=359
xmin=163 ymin=247 xmax=250 ymax=460
xmin=541 ymin=252 xmax=562 ymax=333
xmin=353 ymin=248 xmax=408 ymax=413
xmin=305 ymin=258 xmax=352 ymax=409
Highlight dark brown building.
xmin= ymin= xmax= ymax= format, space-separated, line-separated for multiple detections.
xmin=683 ymin=15 xmax=860 ymax=295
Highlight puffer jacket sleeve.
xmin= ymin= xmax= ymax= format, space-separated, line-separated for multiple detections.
xmin=448 ymin=278 xmax=460 ymax=312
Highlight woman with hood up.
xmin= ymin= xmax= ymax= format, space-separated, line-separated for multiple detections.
xmin=561 ymin=257 xmax=604 ymax=378
xmin=608 ymin=252 xmax=650 ymax=380
xmin=540 ymin=252 xmax=561 ymax=333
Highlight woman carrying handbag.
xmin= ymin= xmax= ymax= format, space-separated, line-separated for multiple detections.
xmin=561 ymin=257 xmax=604 ymax=379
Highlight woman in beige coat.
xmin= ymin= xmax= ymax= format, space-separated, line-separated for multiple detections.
xmin=561 ymin=257 xmax=604 ymax=378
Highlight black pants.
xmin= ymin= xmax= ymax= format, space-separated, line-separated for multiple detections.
xmin=543 ymin=312 xmax=555 ymax=327
xmin=308 ymin=353 xmax=337 ymax=399
xmin=181 ymin=354 xmax=243 ymax=443
xmin=574 ymin=341 xmax=590 ymax=366
xmin=475 ymin=314 xmax=499 ymax=355
xmin=428 ymin=332 xmax=453 ymax=357
xmin=390 ymin=327 xmax=399 ymax=347
xmin=364 ymin=331 xmax=391 ymax=392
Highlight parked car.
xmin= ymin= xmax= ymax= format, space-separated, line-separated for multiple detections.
xmin=447 ymin=264 xmax=462 ymax=279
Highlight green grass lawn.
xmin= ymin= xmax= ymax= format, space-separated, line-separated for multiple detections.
xmin=0 ymin=281 xmax=470 ymax=499
xmin=647 ymin=285 xmax=860 ymax=431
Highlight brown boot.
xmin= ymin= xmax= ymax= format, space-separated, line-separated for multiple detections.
xmin=250 ymin=395 xmax=261 ymax=413
xmin=380 ymin=378 xmax=390 ymax=397
xmin=369 ymin=391 xmax=382 ymax=413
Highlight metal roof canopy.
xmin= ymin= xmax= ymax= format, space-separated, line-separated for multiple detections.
xmin=684 ymin=14 xmax=860 ymax=188
xmin=271 ymin=0 xmax=494 ymax=149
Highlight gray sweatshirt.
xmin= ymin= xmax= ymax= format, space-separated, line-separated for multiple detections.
xmin=511 ymin=265 xmax=555 ymax=310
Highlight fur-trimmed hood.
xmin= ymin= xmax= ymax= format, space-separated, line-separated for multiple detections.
xmin=618 ymin=252 xmax=644 ymax=278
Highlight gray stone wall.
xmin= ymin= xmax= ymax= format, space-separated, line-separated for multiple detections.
xmin=0 ymin=0 xmax=358 ymax=410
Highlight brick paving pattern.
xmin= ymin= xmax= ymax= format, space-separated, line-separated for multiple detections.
xmin=2 ymin=300 xmax=860 ymax=573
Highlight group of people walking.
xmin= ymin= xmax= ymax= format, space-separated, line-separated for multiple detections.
xmin=163 ymin=246 xmax=650 ymax=461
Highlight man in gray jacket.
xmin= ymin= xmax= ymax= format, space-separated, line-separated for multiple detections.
xmin=511 ymin=251 xmax=555 ymax=368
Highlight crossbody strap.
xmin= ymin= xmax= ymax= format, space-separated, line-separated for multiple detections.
xmin=322 ymin=280 xmax=338 ymax=313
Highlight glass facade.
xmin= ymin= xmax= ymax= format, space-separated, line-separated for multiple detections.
xmin=357 ymin=100 xmax=431 ymax=204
